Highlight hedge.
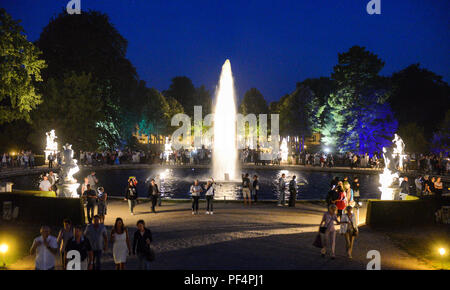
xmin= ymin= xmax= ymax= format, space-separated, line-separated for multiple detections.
xmin=366 ymin=199 xmax=437 ymax=228
xmin=0 ymin=192 xmax=85 ymax=226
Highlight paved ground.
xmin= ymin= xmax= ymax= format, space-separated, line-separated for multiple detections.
xmin=10 ymin=200 xmax=432 ymax=270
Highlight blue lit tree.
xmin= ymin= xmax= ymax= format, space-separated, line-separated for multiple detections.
xmin=317 ymin=46 xmax=398 ymax=154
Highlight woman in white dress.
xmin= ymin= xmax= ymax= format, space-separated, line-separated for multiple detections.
xmin=110 ymin=217 xmax=131 ymax=270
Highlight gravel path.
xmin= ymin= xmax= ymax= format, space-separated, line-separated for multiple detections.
xmin=9 ymin=200 xmax=432 ymax=270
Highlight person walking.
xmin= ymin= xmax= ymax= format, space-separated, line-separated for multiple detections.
xmin=319 ymin=204 xmax=340 ymax=259
xmin=30 ymin=226 xmax=58 ymax=270
xmin=96 ymin=187 xmax=107 ymax=223
xmin=132 ymin=220 xmax=154 ymax=270
xmin=83 ymin=184 xmax=97 ymax=224
xmin=242 ymin=173 xmax=251 ymax=206
xmin=125 ymin=178 xmax=138 ymax=215
xmin=252 ymin=175 xmax=259 ymax=203
xmin=65 ymin=225 xmax=94 ymax=270
xmin=84 ymin=215 xmax=108 ymax=270
xmin=340 ymin=206 xmax=358 ymax=259
xmin=277 ymin=173 xmax=287 ymax=206
xmin=288 ymin=175 xmax=297 ymax=207
xmin=205 ymin=179 xmax=215 ymax=214
xmin=56 ymin=219 xmax=73 ymax=270
xmin=148 ymin=179 xmax=160 ymax=213
xmin=110 ymin=218 xmax=131 ymax=270
xmin=335 ymin=185 xmax=347 ymax=219
xmin=190 ymin=180 xmax=202 ymax=215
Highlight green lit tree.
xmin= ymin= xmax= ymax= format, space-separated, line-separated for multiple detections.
xmin=0 ymin=8 xmax=46 ymax=124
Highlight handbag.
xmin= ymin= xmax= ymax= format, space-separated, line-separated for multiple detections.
xmin=319 ymin=227 xmax=327 ymax=234
xmin=312 ymin=233 xmax=323 ymax=248
xmin=145 ymin=246 xmax=156 ymax=262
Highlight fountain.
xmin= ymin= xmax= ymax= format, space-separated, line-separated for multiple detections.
xmin=213 ymin=59 xmax=238 ymax=181
xmin=378 ymin=134 xmax=406 ymax=200
xmin=57 ymin=143 xmax=80 ymax=198
xmin=280 ymin=138 xmax=288 ymax=163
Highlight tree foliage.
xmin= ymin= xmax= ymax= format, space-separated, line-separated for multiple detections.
xmin=29 ymin=72 xmax=109 ymax=150
xmin=390 ymin=64 xmax=450 ymax=138
xmin=317 ymin=46 xmax=397 ymax=153
xmin=0 ymin=8 xmax=46 ymax=124
xmin=239 ymin=88 xmax=268 ymax=116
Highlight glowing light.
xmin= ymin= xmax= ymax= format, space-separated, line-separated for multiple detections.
xmin=213 ymin=59 xmax=237 ymax=180
xmin=392 ymin=134 xmax=406 ymax=170
xmin=164 ymin=137 xmax=173 ymax=162
xmin=280 ymin=138 xmax=288 ymax=162
xmin=378 ymin=134 xmax=406 ymax=200
xmin=324 ymin=147 xmax=331 ymax=153
xmin=439 ymin=248 xmax=446 ymax=256
xmin=44 ymin=130 xmax=58 ymax=163
xmin=0 ymin=244 xmax=8 ymax=254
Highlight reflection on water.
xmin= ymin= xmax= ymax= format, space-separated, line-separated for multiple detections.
xmin=4 ymin=167 xmax=384 ymax=200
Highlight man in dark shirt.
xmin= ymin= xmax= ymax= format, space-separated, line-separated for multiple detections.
xmin=133 ymin=220 xmax=153 ymax=270
xmin=65 ymin=225 xmax=93 ymax=270
xmin=83 ymin=184 xmax=97 ymax=223
xmin=148 ymin=179 xmax=159 ymax=213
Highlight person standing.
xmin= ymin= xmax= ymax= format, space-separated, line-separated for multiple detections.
xmin=340 ymin=206 xmax=358 ymax=259
xmin=252 ymin=175 xmax=259 ymax=203
xmin=65 ymin=225 xmax=94 ymax=270
xmin=242 ymin=173 xmax=251 ymax=206
xmin=30 ymin=226 xmax=58 ymax=270
xmin=132 ymin=220 xmax=153 ymax=270
xmin=84 ymin=215 xmax=108 ymax=270
xmin=111 ymin=218 xmax=131 ymax=270
xmin=205 ymin=179 xmax=215 ymax=214
xmin=277 ymin=173 xmax=287 ymax=206
xmin=399 ymin=177 xmax=410 ymax=199
xmin=87 ymin=172 xmax=99 ymax=191
xmin=288 ymin=175 xmax=298 ymax=207
xmin=148 ymin=179 xmax=159 ymax=213
xmin=319 ymin=204 xmax=340 ymax=259
xmin=56 ymin=219 xmax=73 ymax=270
xmin=434 ymin=177 xmax=443 ymax=204
xmin=83 ymin=184 xmax=97 ymax=224
xmin=96 ymin=187 xmax=107 ymax=223
xmin=48 ymin=153 xmax=54 ymax=169
xmin=414 ymin=175 xmax=423 ymax=196
xmin=335 ymin=185 xmax=347 ymax=219
xmin=125 ymin=178 xmax=138 ymax=215
xmin=39 ymin=176 xmax=52 ymax=192
xmin=351 ymin=177 xmax=360 ymax=204
xmin=190 ymin=180 xmax=202 ymax=215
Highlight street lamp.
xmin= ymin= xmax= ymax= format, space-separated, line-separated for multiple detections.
xmin=0 ymin=243 xmax=8 ymax=269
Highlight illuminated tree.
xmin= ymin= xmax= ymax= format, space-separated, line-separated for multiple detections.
xmin=0 ymin=8 xmax=46 ymax=124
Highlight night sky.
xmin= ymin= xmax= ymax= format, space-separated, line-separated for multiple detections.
xmin=3 ymin=0 xmax=449 ymax=102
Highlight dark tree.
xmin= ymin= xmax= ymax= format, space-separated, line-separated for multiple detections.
xmin=390 ymin=64 xmax=450 ymax=138
xmin=239 ymin=88 xmax=268 ymax=116
xmin=35 ymin=10 xmax=138 ymax=146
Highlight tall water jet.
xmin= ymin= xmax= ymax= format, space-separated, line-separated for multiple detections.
xmin=213 ymin=59 xmax=237 ymax=180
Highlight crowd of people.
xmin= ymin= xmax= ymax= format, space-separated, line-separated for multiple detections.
xmin=1 ymin=151 xmax=36 ymax=170
xmin=30 ymin=217 xmax=154 ymax=270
